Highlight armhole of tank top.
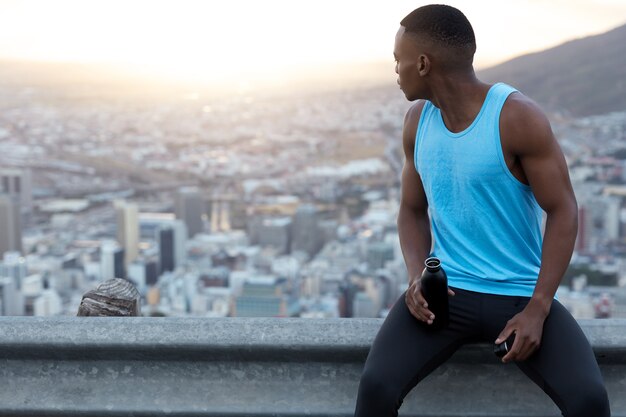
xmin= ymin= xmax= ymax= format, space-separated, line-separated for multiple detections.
xmin=414 ymin=101 xmax=430 ymax=174
xmin=494 ymin=90 xmax=533 ymax=191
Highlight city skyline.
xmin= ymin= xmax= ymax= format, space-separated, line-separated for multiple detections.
xmin=0 ymin=0 xmax=625 ymax=321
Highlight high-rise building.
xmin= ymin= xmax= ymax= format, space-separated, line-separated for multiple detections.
xmin=301 ymin=274 xmax=321 ymax=298
xmin=291 ymin=205 xmax=323 ymax=258
xmin=248 ymin=216 xmax=291 ymax=255
xmin=209 ymin=199 xmax=232 ymax=233
xmin=0 ymin=251 xmax=27 ymax=290
xmin=353 ymin=292 xmax=379 ymax=318
xmin=0 ymin=194 xmax=22 ymax=256
xmin=0 ymin=276 xmax=24 ymax=315
xmin=605 ymin=196 xmax=621 ymax=242
xmin=367 ymin=242 xmax=395 ymax=271
xmin=128 ymin=262 xmax=147 ymax=294
xmin=128 ymin=257 xmax=160 ymax=292
xmin=33 ymin=289 xmax=62 ymax=316
xmin=229 ymin=200 xmax=248 ymax=231
xmin=139 ymin=214 xmax=188 ymax=270
xmin=338 ymin=280 xmax=359 ymax=318
xmin=576 ymin=198 xmax=606 ymax=253
xmin=0 ymin=168 xmax=33 ymax=216
xmin=171 ymin=220 xmax=187 ymax=270
xmin=114 ymin=250 xmax=125 ymax=279
xmin=100 ymin=241 xmax=125 ymax=280
xmin=146 ymin=259 xmax=159 ymax=286
xmin=158 ymin=227 xmax=175 ymax=273
xmin=175 ymin=187 xmax=205 ymax=237
xmin=233 ymin=277 xmax=287 ymax=317
xmin=114 ymin=200 xmax=139 ymax=266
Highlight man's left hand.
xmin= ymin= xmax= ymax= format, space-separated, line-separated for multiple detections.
xmin=495 ymin=298 xmax=551 ymax=363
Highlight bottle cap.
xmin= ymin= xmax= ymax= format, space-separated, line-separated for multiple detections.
xmin=425 ymin=257 xmax=441 ymax=270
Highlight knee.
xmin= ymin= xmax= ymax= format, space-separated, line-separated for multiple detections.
xmin=564 ymin=382 xmax=610 ymax=417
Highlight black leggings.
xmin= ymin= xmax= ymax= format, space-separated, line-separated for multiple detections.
xmin=353 ymin=287 xmax=610 ymax=417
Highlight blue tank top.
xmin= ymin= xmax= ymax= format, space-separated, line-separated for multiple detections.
xmin=415 ymin=82 xmax=543 ymax=297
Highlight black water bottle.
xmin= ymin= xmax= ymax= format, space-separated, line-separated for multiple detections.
xmin=420 ymin=257 xmax=449 ymax=330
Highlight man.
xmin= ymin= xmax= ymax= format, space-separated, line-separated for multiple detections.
xmin=353 ymin=5 xmax=610 ymax=417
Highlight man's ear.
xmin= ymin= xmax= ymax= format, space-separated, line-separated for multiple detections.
xmin=417 ymin=54 xmax=431 ymax=76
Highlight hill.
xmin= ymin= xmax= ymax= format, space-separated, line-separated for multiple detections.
xmin=479 ymin=23 xmax=626 ymax=117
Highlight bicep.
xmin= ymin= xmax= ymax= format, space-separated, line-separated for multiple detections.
xmin=400 ymin=157 xmax=428 ymax=212
xmin=400 ymin=102 xmax=428 ymax=213
xmin=512 ymin=107 xmax=576 ymax=213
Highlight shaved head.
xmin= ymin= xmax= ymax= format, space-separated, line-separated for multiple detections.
xmin=400 ymin=4 xmax=476 ymax=71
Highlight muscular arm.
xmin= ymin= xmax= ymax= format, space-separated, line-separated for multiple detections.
xmin=397 ymin=101 xmax=454 ymax=325
xmin=497 ymin=94 xmax=578 ymax=362
xmin=397 ymin=100 xmax=430 ymax=284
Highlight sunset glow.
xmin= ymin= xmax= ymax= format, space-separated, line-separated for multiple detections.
xmin=0 ymin=0 xmax=624 ymax=84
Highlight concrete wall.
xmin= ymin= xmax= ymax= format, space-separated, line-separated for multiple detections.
xmin=0 ymin=317 xmax=623 ymax=416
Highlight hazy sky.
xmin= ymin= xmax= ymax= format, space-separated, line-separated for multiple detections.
xmin=0 ymin=0 xmax=624 ymax=84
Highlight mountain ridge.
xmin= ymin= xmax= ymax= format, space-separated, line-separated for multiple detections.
xmin=478 ymin=23 xmax=626 ymax=117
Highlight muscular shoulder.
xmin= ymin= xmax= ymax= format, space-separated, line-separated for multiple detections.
xmin=500 ymin=92 xmax=555 ymax=157
xmin=402 ymin=100 xmax=427 ymax=158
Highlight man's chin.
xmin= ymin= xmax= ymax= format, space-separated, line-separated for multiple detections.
xmin=403 ymin=92 xmax=419 ymax=102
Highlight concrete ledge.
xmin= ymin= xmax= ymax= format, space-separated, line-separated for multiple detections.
xmin=0 ymin=317 xmax=624 ymax=416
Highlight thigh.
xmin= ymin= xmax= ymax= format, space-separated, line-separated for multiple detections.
xmin=514 ymin=300 xmax=609 ymax=415
xmin=361 ymin=288 xmax=480 ymax=399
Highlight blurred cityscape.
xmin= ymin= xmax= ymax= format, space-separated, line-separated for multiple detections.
xmin=1 ymin=82 xmax=626 ymax=319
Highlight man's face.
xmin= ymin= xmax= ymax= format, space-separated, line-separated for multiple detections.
xmin=394 ymin=26 xmax=426 ymax=101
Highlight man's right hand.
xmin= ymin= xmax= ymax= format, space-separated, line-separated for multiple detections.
xmin=405 ymin=279 xmax=435 ymax=324
xmin=405 ymin=278 xmax=455 ymax=325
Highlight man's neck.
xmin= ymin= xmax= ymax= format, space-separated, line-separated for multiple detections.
xmin=428 ymin=73 xmax=491 ymax=134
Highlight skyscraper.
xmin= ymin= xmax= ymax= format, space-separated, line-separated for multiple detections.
xmin=128 ymin=262 xmax=147 ymax=294
xmin=33 ymin=289 xmax=62 ymax=316
xmin=145 ymin=259 xmax=159 ymax=286
xmin=101 ymin=241 xmax=125 ymax=280
xmin=234 ymin=277 xmax=288 ymax=317
xmin=175 ymin=187 xmax=205 ymax=237
xmin=114 ymin=200 xmax=139 ymax=266
xmin=338 ymin=280 xmax=359 ymax=318
xmin=0 ymin=168 xmax=33 ymax=216
xmin=367 ymin=242 xmax=395 ymax=271
xmin=248 ymin=216 xmax=291 ymax=255
xmin=210 ymin=199 xmax=232 ymax=232
xmin=605 ymin=196 xmax=621 ymax=242
xmin=167 ymin=219 xmax=187 ymax=271
xmin=0 ymin=194 xmax=22 ymax=256
xmin=291 ymin=204 xmax=323 ymax=258
xmin=139 ymin=213 xmax=188 ymax=271
xmin=0 ymin=251 xmax=27 ymax=290
xmin=158 ymin=227 xmax=175 ymax=273
xmin=0 ymin=276 xmax=24 ymax=315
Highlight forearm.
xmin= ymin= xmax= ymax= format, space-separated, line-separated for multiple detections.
xmin=397 ymin=205 xmax=432 ymax=284
xmin=532 ymin=205 xmax=578 ymax=310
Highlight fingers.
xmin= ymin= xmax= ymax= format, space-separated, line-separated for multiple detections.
xmin=502 ymin=335 xmax=525 ymax=363
xmin=501 ymin=332 xmax=540 ymax=363
xmin=501 ymin=337 xmax=521 ymax=363
xmin=448 ymin=288 xmax=455 ymax=296
xmin=496 ymin=323 xmax=516 ymax=363
xmin=405 ymin=283 xmax=435 ymax=325
xmin=505 ymin=335 xmax=540 ymax=362
xmin=406 ymin=295 xmax=434 ymax=323
xmin=413 ymin=285 xmax=427 ymax=307
xmin=495 ymin=326 xmax=513 ymax=345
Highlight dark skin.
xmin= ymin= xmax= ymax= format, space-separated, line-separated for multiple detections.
xmin=394 ymin=26 xmax=578 ymax=363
